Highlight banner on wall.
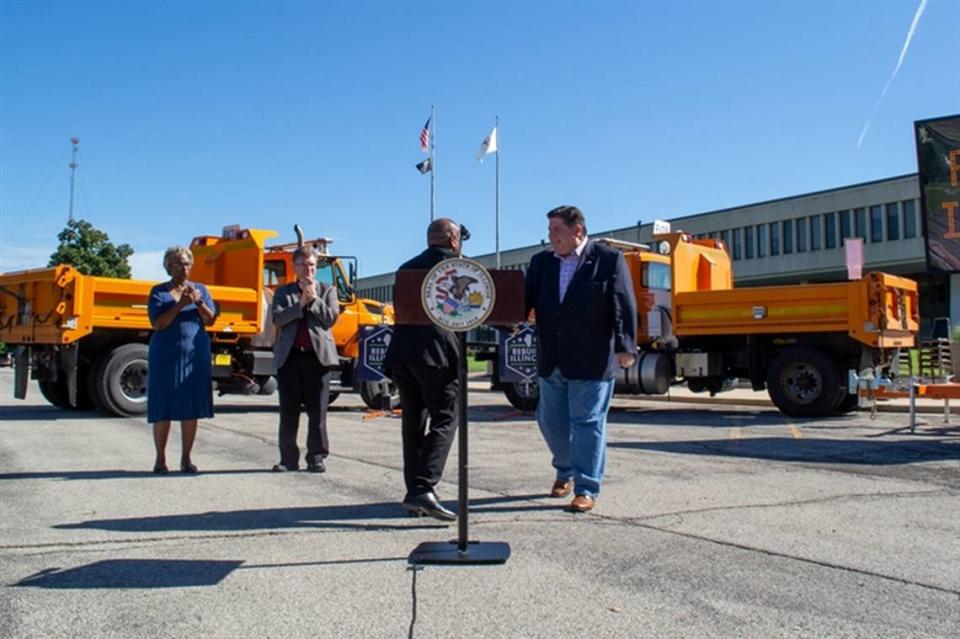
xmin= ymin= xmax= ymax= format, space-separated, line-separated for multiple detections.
xmin=915 ymin=115 xmax=960 ymax=273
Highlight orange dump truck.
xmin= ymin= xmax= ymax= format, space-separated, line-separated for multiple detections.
xmin=496 ymin=225 xmax=919 ymax=418
xmin=0 ymin=226 xmax=394 ymax=416
xmin=630 ymin=230 xmax=919 ymax=416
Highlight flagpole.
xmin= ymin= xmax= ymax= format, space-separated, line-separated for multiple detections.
xmin=495 ymin=115 xmax=501 ymax=268
xmin=430 ymin=105 xmax=436 ymax=222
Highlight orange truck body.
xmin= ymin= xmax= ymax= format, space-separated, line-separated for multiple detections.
xmin=615 ymin=230 xmax=919 ymax=416
xmin=0 ymin=227 xmax=393 ymax=416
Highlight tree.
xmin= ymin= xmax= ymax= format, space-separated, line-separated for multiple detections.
xmin=48 ymin=219 xmax=134 ymax=278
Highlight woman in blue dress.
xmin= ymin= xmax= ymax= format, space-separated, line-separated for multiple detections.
xmin=147 ymin=246 xmax=217 ymax=474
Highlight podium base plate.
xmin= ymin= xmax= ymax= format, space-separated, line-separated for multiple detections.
xmin=409 ymin=541 xmax=511 ymax=565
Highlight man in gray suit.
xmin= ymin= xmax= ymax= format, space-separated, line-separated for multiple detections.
xmin=271 ymin=245 xmax=340 ymax=472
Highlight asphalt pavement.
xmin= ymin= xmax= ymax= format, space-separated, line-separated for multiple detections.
xmin=1 ymin=369 xmax=958 ymax=638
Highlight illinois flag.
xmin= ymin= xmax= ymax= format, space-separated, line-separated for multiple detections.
xmin=475 ymin=126 xmax=498 ymax=162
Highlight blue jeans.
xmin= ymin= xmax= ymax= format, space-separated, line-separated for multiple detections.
xmin=536 ymin=369 xmax=615 ymax=499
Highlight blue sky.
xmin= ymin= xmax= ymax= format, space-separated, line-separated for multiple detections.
xmin=2 ymin=1 xmax=958 ymax=281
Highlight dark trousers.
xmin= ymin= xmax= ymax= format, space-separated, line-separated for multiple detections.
xmin=391 ymin=363 xmax=459 ymax=497
xmin=277 ymin=348 xmax=330 ymax=468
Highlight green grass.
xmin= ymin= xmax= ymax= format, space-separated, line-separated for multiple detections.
xmin=467 ymin=353 xmax=488 ymax=373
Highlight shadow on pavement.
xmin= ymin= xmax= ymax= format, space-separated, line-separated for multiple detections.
xmin=0 ymin=406 xmax=108 ymax=422
xmin=609 ymin=437 xmax=960 ymax=465
xmin=57 ymin=502 xmax=450 ymax=533
xmin=607 ymin=408 xmax=852 ymax=428
xmin=469 ymin=492 xmax=561 ymax=514
xmin=53 ymin=494 xmax=552 ymax=534
xmin=468 ymin=406 xmax=535 ymax=423
xmin=0 ymin=403 xmax=364 ymax=421
xmin=0 ymin=468 xmax=279 ymax=481
xmin=13 ymin=555 xmax=410 ymax=590
xmin=214 ymin=403 xmax=367 ymax=415
xmin=14 ymin=559 xmax=243 ymax=589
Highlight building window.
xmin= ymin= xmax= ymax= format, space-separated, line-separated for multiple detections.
xmin=825 ymin=212 xmax=837 ymax=248
xmin=903 ymin=200 xmax=917 ymax=238
xmin=810 ymin=215 xmax=821 ymax=250
xmin=796 ymin=218 xmax=806 ymax=252
xmin=757 ymin=225 xmax=767 ymax=258
xmin=854 ymin=207 xmax=867 ymax=241
xmin=744 ymin=225 xmax=754 ymax=259
xmin=869 ymin=205 xmax=883 ymax=242
xmin=839 ymin=210 xmax=852 ymax=240
xmin=720 ymin=229 xmax=730 ymax=248
xmin=782 ymin=220 xmax=794 ymax=254
xmin=732 ymin=228 xmax=742 ymax=260
xmin=769 ymin=222 xmax=780 ymax=256
xmin=886 ymin=203 xmax=899 ymax=240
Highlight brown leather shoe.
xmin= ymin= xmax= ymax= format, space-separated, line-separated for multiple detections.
xmin=550 ymin=479 xmax=573 ymax=498
xmin=569 ymin=495 xmax=595 ymax=512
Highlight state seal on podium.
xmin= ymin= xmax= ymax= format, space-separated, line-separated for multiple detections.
xmin=420 ymin=257 xmax=495 ymax=332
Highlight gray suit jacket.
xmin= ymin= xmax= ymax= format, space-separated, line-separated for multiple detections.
xmin=272 ymin=281 xmax=340 ymax=369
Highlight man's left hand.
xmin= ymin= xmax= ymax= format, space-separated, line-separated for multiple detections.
xmin=617 ymin=352 xmax=636 ymax=369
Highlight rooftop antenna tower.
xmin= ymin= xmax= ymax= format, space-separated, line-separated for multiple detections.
xmin=68 ymin=137 xmax=79 ymax=222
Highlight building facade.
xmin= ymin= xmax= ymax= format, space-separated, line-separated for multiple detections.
xmin=357 ymin=174 xmax=959 ymax=335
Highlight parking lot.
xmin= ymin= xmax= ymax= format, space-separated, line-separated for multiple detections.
xmin=1 ymin=368 xmax=958 ymax=638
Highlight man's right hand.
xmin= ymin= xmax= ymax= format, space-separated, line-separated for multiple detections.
xmin=299 ymin=280 xmax=317 ymax=307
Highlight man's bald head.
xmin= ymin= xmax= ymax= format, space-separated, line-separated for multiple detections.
xmin=427 ymin=218 xmax=461 ymax=251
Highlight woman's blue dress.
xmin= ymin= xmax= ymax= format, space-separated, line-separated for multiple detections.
xmin=147 ymin=282 xmax=216 ymax=423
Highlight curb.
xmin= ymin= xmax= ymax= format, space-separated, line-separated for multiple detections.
xmin=467 ymin=378 xmax=956 ymax=416
xmin=630 ymin=393 xmax=958 ymax=416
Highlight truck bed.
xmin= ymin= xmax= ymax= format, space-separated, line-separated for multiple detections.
xmin=0 ymin=266 xmax=263 ymax=345
xmin=672 ymin=271 xmax=918 ymax=348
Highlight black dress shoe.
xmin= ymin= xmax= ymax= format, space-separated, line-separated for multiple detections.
xmin=306 ymin=460 xmax=326 ymax=473
xmin=402 ymin=492 xmax=456 ymax=522
xmin=272 ymin=464 xmax=297 ymax=472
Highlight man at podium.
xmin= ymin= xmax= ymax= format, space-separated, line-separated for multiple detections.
xmin=383 ymin=218 xmax=465 ymax=521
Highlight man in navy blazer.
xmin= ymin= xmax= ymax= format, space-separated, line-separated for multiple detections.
xmin=524 ymin=205 xmax=637 ymax=512
xmin=383 ymin=218 xmax=464 ymax=521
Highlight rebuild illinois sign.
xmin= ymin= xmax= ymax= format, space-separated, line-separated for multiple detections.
xmin=500 ymin=325 xmax=538 ymax=383
xmin=357 ymin=325 xmax=392 ymax=381
xmin=915 ymin=114 xmax=960 ymax=273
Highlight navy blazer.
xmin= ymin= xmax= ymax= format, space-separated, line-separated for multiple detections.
xmin=383 ymin=246 xmax=462 ymax=372
xmin=524 ymin=240 xmax=637 ymax=380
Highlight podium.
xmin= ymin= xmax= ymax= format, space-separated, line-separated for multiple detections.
xmin=395 ymin=264 xmax=524 ymax=565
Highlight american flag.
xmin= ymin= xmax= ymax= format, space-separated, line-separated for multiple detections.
xmin=419 ymin=116 xmax=431 ymax=152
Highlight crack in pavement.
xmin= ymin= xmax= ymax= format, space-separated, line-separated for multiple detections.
xmin=628 ymin=488 xmax=955 ymax=524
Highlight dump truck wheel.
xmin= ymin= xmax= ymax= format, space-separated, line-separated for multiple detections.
xmin=504 ymin=379 xmax=539 ymax=412
xmin=38 ymin=379 xmax=71 ymax=410
xmin=39 ymin=374 xmax=95 ymax=411
xmin=360 ymin=381 xmax=399 ymax=410
xmin=766 ymin=346 xmax=843 ymax=418
xmin=86 ymin=355 xmax=114 ymax=414
xmin=96 ymin=344 xmax=150 ymax=417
